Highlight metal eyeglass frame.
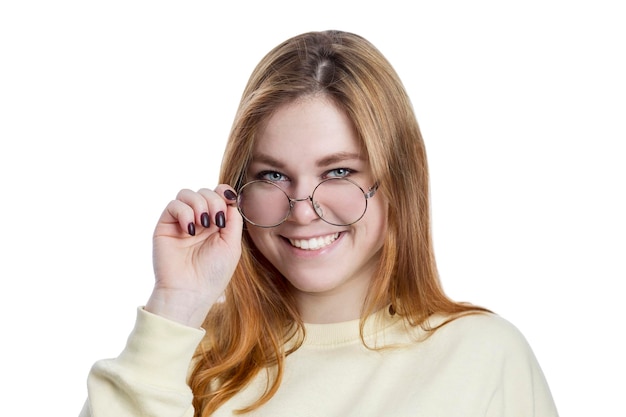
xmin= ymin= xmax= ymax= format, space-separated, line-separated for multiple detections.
xmin=236 ymin=177 xmax=379 ymax=228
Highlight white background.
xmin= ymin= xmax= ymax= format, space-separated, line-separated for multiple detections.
xmin=1 ymin=1 xmax=624 ymax=415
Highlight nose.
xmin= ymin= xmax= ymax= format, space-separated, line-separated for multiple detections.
xmin=287 ymin=196 xmax=320 ymax=224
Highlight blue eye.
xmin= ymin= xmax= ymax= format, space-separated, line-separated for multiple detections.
xmin=257 ymin=171 xmax=288 ymax=182
xmin=326 ymin=168 xmax=353 ymax=178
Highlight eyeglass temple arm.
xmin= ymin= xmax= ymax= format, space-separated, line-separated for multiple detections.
xmin=364 ymin=183 xmax=379 ymax=199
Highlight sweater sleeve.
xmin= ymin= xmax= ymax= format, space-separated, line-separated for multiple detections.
xmin=79 ymin=307 xmax=205 ymax=417
xmin=483 ymin=316 xmax=559 ymax=417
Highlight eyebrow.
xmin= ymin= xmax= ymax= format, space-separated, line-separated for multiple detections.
xmin=315 ymin=152 xmax=364 ymax=167
xmin=251 ymin=151 xmax=364 ymax=168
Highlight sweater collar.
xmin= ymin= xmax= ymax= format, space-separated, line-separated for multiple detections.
xmin=301 ymin=306 xmax=402 ymax=347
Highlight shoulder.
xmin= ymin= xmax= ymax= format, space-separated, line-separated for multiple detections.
xmin=423 ymin=313 xmax=558 ymax=415
xmin=436 ymin=311 xmax=522 ymax=336
xmin=424 ymin=312 xmax=535 ymax=361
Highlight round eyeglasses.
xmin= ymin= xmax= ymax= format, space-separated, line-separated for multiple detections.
xmin=236 ymin=178 xmax=378 ymax=228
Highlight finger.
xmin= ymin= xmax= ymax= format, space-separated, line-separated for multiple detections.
xmin=214 ymin=184 xmax=238 ymax=206
xmin=160 ymin=198 xmax=197 ymax=236
xmin=176 ymin=188 xmax=213 ymax=231
xmin=196 ymin=185 xmax=236 ymax=229
xmin=177 ymin=188 xmax=224 ymax=234
xmin=218 ymin=203 xmax=244 ymax=247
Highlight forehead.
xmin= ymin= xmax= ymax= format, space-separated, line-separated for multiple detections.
xmin=252 ymin=96 xmax=363 ymax=163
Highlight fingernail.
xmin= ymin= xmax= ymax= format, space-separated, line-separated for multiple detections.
xmin=201 ymin=212 xmax=210 ymax=228
xmin=187 ymin=222 xmax=196 ymax=236
xmin=224 ymin=189 xmax=237 ymax=201
xmin=215 ymin=211 xmax=226 ymax=228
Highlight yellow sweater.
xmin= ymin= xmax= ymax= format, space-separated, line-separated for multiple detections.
xmin=81 ymin=307 xmax=558 ymax=416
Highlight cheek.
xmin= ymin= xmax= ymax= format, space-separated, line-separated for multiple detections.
xmin=354 ymin=200 xmax=387 ymax=250
xmin=246 ymin=228 xmax=275 ymax=257
xmin=369 ymin=197 xmax=389 ymax=229
xmin=370 ymin=200 xmax=389 ymax=247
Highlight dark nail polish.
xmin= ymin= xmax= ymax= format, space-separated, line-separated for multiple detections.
xmin=187 ymin=222 xmax=196 ymax=236
xmin=215 ymin=211 xmax=226 ymax=228
xmin=224 ymin=189 xmax=237 ymax=201
xmin=201 ymin=212 xmax=210 ymax=228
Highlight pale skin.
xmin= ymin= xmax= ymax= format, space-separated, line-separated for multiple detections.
xmin=146 ymin=96 xmax=387 ymax=327
xmin=146 ymin=184 xmax=243 ymax=328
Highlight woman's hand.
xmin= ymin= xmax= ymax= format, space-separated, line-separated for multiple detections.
xmin=145 ymin=185 xmax=243 ymax=328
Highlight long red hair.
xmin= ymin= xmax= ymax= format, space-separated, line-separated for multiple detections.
xmin=189 ymin=30 xmax=487 ymax=416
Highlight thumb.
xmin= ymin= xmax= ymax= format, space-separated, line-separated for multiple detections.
xmin=219 ymin=204 xmax=244 ymax=248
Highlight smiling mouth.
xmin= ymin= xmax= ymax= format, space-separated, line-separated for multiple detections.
xmin=288 ymin=233 xmax=340 ymax=250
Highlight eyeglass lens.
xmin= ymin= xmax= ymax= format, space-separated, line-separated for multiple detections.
xmin=237 ymin=178 xmax=368 ymax=227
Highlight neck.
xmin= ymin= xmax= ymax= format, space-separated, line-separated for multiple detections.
xmin=298 ymin=297 xmax=362 ymax=324
xmin=292 ymin=281 xmax=370 ymax=324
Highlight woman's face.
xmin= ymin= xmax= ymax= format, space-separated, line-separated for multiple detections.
xmin=244 ymin=96 xmax=388 ymax=323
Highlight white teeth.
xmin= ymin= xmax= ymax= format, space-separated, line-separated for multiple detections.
xmin=288 ymin=233 xmax=339 ymax=250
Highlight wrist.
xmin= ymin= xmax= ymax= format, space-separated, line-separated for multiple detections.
xmin=145 ymin=288 xmax=216 ymax=328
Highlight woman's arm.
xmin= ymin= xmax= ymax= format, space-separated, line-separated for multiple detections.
xmin=80 ymin=308 xmax=205 ymax=417
xmin=81 ymin=185 xmax=242 ymax=416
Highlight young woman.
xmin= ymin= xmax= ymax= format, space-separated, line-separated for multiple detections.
xmin=81 ymin=30 xmax=558 ymax=416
